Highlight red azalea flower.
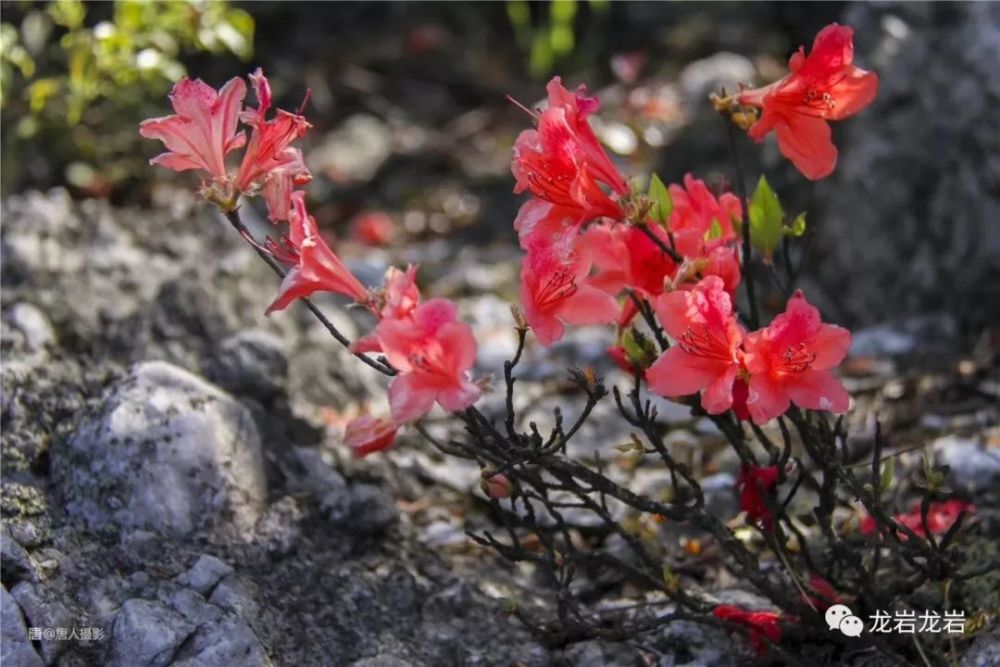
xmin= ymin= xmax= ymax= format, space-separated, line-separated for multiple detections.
xmin=742 ymin=290 xmax=851 ymax=424
xmin=667 ymin=174 xmax=741 ymax=258
xmin=737 ymin=464 xmax=780 ymax=530
xmin=713 ymin=604 xmax=784 ymax=656
xmin=234 ymin=68 xmax=312 ymax=195
xmin=580 ymin=222 xmax=679 ymax=327
xmin=804 ymin=574 xmax=845 ymax=611
xmin=351 ymin=212 xmax=396 ymax=246
xmin=139 ymin=76 xmax=247 ymax=183
xmin=266 ymin=192 xmax=368 ymax=313
xmin=512 ymin=77 xmax=628 ymax=223
xmin=344 ymin=416 xmax=398 ymax=457
xmin=377 ymin=298 xmax=481 ymax=423
xmin=860 ymin=499 xmax=974 ymax=540
xmin=520 ymin=233 xmax=618 ymax=347
xmin=738 ymin=23 xmax=878 ymax=180
xmin=646 ymin=276 xmax=745 ymax=414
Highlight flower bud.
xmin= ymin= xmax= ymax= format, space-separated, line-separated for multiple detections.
xmin=480 ymin=470 xmax=512 ymax=499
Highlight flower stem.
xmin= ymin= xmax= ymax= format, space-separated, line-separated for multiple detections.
xmin=222 ymin=208 xmax=395 ymax=376
xmin=726 ymin=121 xmax=760 ymax=330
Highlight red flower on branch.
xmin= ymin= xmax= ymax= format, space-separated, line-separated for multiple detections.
xmin=713 ymin=605 xmax=784 ymax=656
xmin=266 ymin=192 xmax=368 ymax=313
xmin=738 ymin=23 xmax=878 ymax=180
xmin=520 ymin=234 xmax=619 ymax=346
xmin=667 ymin=174 xmax=741 ymax=258
xmin=512 ymin=77 xmax=629 ymax=225
xmin=377 ymin=298 xmax=481 ymax=423
xmin=344 ymin=416 xmax=398 ymax=458
xmin=139 ymin=76 xmax=247 ymax=183
xmin=646 ymin=276 xmax=745 ymax=414
xmin=859 ymin=499 xmax=974 ymax=540
xmin=737 ymin=464 xmax=780 ymax=530
xmin=742 ymin=291 xmax=851 ymax=424
xmin=235 ymin=69 xmax=312 ymax=214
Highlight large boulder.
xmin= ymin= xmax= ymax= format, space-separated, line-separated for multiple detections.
xmin=52 ymin=361 xmax=267 ymax=539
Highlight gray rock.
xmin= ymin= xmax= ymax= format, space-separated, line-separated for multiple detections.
xmin=52 ymin=361 xmax=267 ymax=538
xmin=1 ymin=524 xmax=38 ymax=585
xmin=206 ymin=329 xmax=288 ymax=399
xmin=6 ymin=302 xmax=56 ymax=352
xmin=961 ymin=632 xmax=1000 ymax=667
xmin=171 ymin=615 xmax=272 ymax=667
xmin=207 ymin=576 xmax=259 ymax=626
xmin=1 ymin=586 xmax=45 ymax=667
xmin=107 ymin=599 xmax=191 ymax=667
xmin=10 ymin=581 xmax=75 ymax=664
xmin=934 ymin=435 xmax=1000 ymax=497
xmin=560 ymin=640 xmax=638 ymax=667
xmin=349 ymin=657 xmax=414 ymax=667
xmin=323 ymin=483 xmax=398 ymax=534
xmin=175 ymin=555 xmax=234 ymax=597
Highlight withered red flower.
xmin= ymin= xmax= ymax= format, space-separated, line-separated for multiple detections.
xmin=713 ymin=604 xmax=784 ymax=656
xmin=738 ymin=24 xmax=878 ymax=180
xmin=344 ymin=416 xmax=398 ymax=458
xmin=859 ymin=499 xmax=974 ymax=540
xmin=737 ymin=464 xmax=780 ymax=530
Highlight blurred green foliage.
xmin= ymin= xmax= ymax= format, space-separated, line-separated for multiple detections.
xmin=0 ymin=0 xmax=253 ymax=196
xmin=506 ymin=0 xmax=608 ymax=78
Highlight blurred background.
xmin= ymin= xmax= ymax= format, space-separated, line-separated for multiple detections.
xmin=3 ymin=1 xmax=998 ymax=342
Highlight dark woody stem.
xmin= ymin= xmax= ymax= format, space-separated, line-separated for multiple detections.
xmin=725 ymin=120 xmax=761 ymax=330
xmin=635 ymin=222 xmax=684 ymax=265
xmin=222 ymin=208 xmax=396 ymax=377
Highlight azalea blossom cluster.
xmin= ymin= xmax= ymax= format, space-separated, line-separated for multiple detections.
xmin=140 ymin=69 xmax=481 ymax=454
xmin=511 ymin=23 xmax=871 ymax=426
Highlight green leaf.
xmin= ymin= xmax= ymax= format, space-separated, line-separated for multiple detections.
xmin=879 ymin=457 xmax=895 ymax=496
xmin=748 ymin=175 xmax=784 ymax=264
xmin=648 ymin=173 xmax=672 ymax=224
xmin=705 ymin=217 xmax=723 ymax=241
xmin=786 ymin=212 xmax=807 ymax=237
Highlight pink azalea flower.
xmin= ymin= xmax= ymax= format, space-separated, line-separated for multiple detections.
xmin=512 ymin=198 xmax=579 ymax=248
xmin=742 ymin=290 xmax=851 ymax=424
xmin=266 ymin=192 xmax=368 ymax=313
xmin=512 ymin=77 xmax=628 ymax=224
xmin=667 ymin=174 xmax=741 ymax=258
xmin=738 ymin=24 xmax=878 ymax=180
xmin=260 ymin=147 xmax=312 ymax=222
xmin=139 ymin=76 xmax=247 ymax=183
xmin=353 ymin=264 xmax=422 ymax=355
xmin=646 ymin=276 xmax=745 ymax=414
xmin=234 ymin=68 xmax=312 ymax=194
xmin=376 ymin=299 xmax=481 ymax=422
xmin=520 ymin=233 xmax=618 ymax=347
xmin=344 ymin=415 xmax=398 ymax=457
